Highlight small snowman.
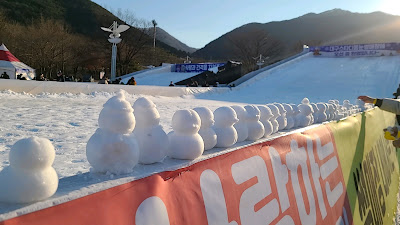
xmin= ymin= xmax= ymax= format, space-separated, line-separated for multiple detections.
xmin=258 ymin=105 xmax=274 ymax=137
xmin=343 ymin=100 xmax=353 ymax=116
xmin=296 ymin=98 xmax=314 ymax=127
xmin=245 ymin=105 xmax=265 ymax=141
xmin=266 ymin=104 xmax=280 ymax=133
xmin=282 ymin=103 xmax=295 ymax=130
xmin=290 ymin=103 xmax=300 ymax=127
xmin=273 ymin=103 xmax=287 ymax=130
xmin=310 ymin=103 xmax=319 ymax=124
xmin=0 ymin=137 xmax=58 ymax=203
xmin=213 ymin=106 xmax=239 ymax=148
xmin=193 ymin=107 xmax=217 ymax=151
xmin=326 ymin=103 xmax=335 ymax=121
xmin=86 ymin=90 xmax=139 ymax=174
xmin=316 ymin=103 xmax=328 ymax=123
xmin=231 ymin=105 xmax=249 ymax=142
xmin=168 ymin=109 xmax=204 ymax=160
xmin=133 ymin=97 xmax=168 ymax=164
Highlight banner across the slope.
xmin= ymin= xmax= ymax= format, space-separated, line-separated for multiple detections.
xmin=309 ymin=42 xmax=400 ymax=57
xmin=172 ymin=63 xmax=225 ymax=73
xmin=327 ymin=109 xmax=399 ymax=225
xmin=1 ymin=126 xmax=352 ymax=225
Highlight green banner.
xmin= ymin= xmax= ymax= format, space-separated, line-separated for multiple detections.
xmin=328 ymin=108 xmax=399 ymax=225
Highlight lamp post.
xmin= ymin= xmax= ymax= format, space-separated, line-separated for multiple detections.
xmin=152 ymin=19 xmax=157 ymax=66
xmin=101 ymin=21 xmax=129 ymax=81
xmin=253 ymin=54 xmax=269 ymax=70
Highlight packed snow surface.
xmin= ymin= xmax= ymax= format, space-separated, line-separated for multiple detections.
xmin=1 ymin=53 xmax=400 ymax=220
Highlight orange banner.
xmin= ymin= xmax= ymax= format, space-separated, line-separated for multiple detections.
xmin=1 ymin=125 xmax=352 ymax=225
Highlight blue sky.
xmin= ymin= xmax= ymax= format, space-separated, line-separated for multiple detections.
xmin=92 ymin=0 xmax=399 ymax=49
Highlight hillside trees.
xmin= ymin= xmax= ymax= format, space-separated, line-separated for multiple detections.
xmin=227 ymin=28 xmax=284 ymax=73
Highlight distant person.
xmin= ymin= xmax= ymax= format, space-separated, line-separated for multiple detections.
xmin=358 ymin=95 xmax=400 ymax=147
xmin=127 ymin=77 xmax=137 ymax=85
xmin=393 ymin=84 xmax=400 ymax=99
xmin=37 ymin=74 xmax=46 ymax=81
xmin=169 ymin=81 xmax=175 ymax=86
xmin=57 ymin=71 xmax=64 ymax=82
xmin=98 ymin=76 xmax=109 ymax=84
xmin=1 ymin=72 xmax=9 ymax=79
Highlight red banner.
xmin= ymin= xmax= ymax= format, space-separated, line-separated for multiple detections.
xmin=1 ymin=126 xmax=352 ymax=225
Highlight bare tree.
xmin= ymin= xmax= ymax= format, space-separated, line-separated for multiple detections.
xmin=227 ymin=28 xmax=284 ymax=73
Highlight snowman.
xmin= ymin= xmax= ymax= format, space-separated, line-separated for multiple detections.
xmin=213 ymin=106 xmax=239 ymax=148
xmin=290 ymin=103 xmax=300 ymax=127
xmin=86 ymin=90 xmax=140 ymax=174
xmin=266 ymin=104 xmax=280 ymax=133
xmin=310 ymin=103 xmax=319 ymax=124
xmin=193 ymin=107 xmax=217 ymax=151
xmin=133 ymin=97 xmax=168 ymax=164
xmin=245 ymin=105 xmax=265 ymax=141
xmin=273 ymin=103 xmax=287 ymax=130
xmin=296 ymin=98 xmax=314 ymax=127
xmin=282 ymin=103 xmax=295 ymax=130
xmin=231 ymin=105 xmax=249 ymax=142
xmin=258 ymin=105 xmax=274 ymax=137
xmin=0 ymin=137 xmax=58 ymax=203
xmin=326 ymin=103 xmax=335 ymax=121
xmin=316 ymin=103 xmax=328 ymax=123
xmin=343 ymin=100 xmax=353 ymax=116
xmin=168 ymin=109 xmax=204 ymax=160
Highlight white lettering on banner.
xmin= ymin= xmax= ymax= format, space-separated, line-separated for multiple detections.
xmin=231 ymin=156 xmax=279 ymax=225
xmin=200 ymin=170 xmax=238 ymax=225
xmin=135 ymin=196 xmax=170 ymax=225
xmin=306 ymin=138 xmax=327 ymax=219
xmin=286 ymin=140 xmax=317 ymax=225
xmin=316 ymin=137 xmax=344 ymax=208
xmin=269 ymin=147 xmax=290 ymax=213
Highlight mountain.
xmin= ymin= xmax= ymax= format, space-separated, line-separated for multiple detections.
xmin=193 ymin=9 xmax=400 ymax=60
xmin=146 ymin=27 xmax=197 ymax=54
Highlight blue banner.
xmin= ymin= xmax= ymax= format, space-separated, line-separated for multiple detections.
xmin=309 ymin=43 xmax=400 ymax=57
xmin=173 ymin=63 xmax=225 ymax=73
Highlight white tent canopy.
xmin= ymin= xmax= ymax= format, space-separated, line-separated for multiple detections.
xmin=0 ymin=44 xmax=35 ymax=80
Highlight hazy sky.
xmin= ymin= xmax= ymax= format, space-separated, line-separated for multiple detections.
xmin=92 ymin=0 xmax=399 ymax=49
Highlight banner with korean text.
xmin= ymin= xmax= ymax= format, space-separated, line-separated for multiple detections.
xmin=172 ymin=63 xmax=225 ymax=73
xmin=1 ymin=108 xmax=398 ymax=225
xmin=310 ymin=43 xmax=400 ymax=57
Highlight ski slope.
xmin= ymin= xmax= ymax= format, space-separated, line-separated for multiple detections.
xmin=197 ymin=53 xmax=400 ymax=104
xmin=0 ymin=53 xmax=400 ymax=221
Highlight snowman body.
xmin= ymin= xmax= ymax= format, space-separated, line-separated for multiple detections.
xmin=231 ymin=105 xmax=249 ymax=142
xmin=86 ymin=91 xmax=139 ymax=174
xmin=245 ymin=105 xmax=264 ymax=141
xmin=168 ymin=109 xmax=204 ymax=160
xmin=266 ymin=104 xmax=280 ymax=133
xmin=282 ymin=103 xmax=295 ymax=130
xmin=193 ymin=107 xmax=217 ymax=151
xmin=133 ymin=97 xmax=168 ymax=164
xmin=0 ymin=137 xmax=58 ymax=203
xmin=213 ymin=106 xmax=239 ymax=148
xmin=273 ymin=103 xmax=287 ymax=130
xmin=258 ymin=105 xmax=273 ymax=137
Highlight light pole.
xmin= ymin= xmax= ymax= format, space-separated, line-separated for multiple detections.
xmin=152 ymin=19 xmax=157 ymax=66
xmin=101 ymin=21 xmax=129 ymax=81
xmin=253 ymin=54 xmax=269 ymax=70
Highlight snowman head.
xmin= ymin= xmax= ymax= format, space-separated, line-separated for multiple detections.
xmin=214 ymin=106 xmax=239 ymax=127
xmin=282 ymin=104 xmax=293 ymax=116
xmin=99 ymin=91 xmax=136 ymax=133
xmin=298 ymin=104 xmax=313 ymax=115
xmin=290 ymin=104 xmax=300 ymax=114
xmin=258 ymin=105 xmax=273 ymax=120
xmin=9 ymin=137 xmax=55 ymax=170
xmin=172 ymin=109 xmax=201 ymax=134
xmin=273 ymin=103 xmax=287 ymax=117
xmin=193 ymin=107 xmax=214 ymax=128
xmin=244 ymin=105 xmax=260 ymax=121
xmin=133 ymin=97 xmax=160 ymax=127
xmin=266 ymin=104 xmax=280 ymax=119
xmin=310 ymin=103 xmax=319 ymax=113
xmin=231 ymin=105 xmax=248 ymax=122
xmin=316 ymin=103 xmax=326 ymax=112
xmin=301 ymin=98 xmax=310 ymax=105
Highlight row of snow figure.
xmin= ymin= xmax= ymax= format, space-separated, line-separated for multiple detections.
xmin=0 ymin=91 xmax=369 ymax=204
xmin=86 ymin=91 xmax=370 ymax=175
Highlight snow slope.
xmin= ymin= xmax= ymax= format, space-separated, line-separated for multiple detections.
xmin=0 ymin=54 xmax=399 ymax=220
